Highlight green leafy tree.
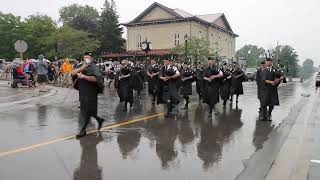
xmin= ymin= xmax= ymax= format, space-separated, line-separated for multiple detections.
xmin=0 ymin=12 xmax=24 ymax=60
xmin=46 ymin=26 xmax=100 ymax=59
xmin=22 ymin=14 xmax=57 ymax=59
xmin=276 ymin=45 xmax=299 ymax=77
xmin=59 ymin=4 xmax=99 ymax=35
xmin=302 ymin=58 xmax=315 ymax=75
xmin=98 ymin=0 xmax=125 ymax=53
xmin=236 ymin=44 xmax=265 ymax=67
xmin=172 ymin=37 xmax=210 ymax=64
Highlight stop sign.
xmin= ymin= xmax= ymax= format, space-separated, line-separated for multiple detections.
xmin=14 ymin=40 xmax=28 ymax=53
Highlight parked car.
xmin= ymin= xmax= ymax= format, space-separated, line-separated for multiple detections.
xmin=245 ymin=68 xmax=257 ymax=81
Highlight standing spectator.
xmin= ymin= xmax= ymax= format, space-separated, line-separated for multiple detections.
xmin=61 ymin=58 xmax=73 ymax=87
xmin=0 ymin=60 xmax=4 ymax=80
xmin=37 ymin=55 xmax=48 ymax=92
xmin=47 ymin=63 xmax=57 ymax=84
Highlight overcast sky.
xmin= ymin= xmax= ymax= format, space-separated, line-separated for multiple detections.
xmin=1 ymin=0 xmax=319 ymax=65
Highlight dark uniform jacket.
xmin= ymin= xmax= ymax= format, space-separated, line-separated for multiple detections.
xmin=147 ymin=64 xmax=160 ymax=95
xmin=132 ymin=64 xmax=145 ymax=91
xmin=231 ymin=68 xmax=244 ymax=95
xmin=220 ymin=68 xmax=232 ymax=101
xmin=256 ymin=68 xmax=267 ymax=101
xmin=263 ymin=67 xmax=283 ymax=106
xmin=115 ymin=64 xmax=134 ymax=103
xmin=160 ymin=64 xmax=180 ymax=104
xmin=75 ymin=62 xmax=104 ymax=116
xmin=195 ymin=68 xmax=204 ymax=96
xmin=203 ymin=65 xmax=221 ymax=105
xmin=180 ymin=68 xmax=195 ymax=96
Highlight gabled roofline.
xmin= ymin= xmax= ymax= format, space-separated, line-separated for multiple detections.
xmin=123 ymin=2 xmax=238 ymax=37
xmin=130 ymin=2 xmax=183 ymax=24
xmin=213 ymin=13 xmax=233 ymax=32
xmin=122 ymin=18 xmax=238 ymax=37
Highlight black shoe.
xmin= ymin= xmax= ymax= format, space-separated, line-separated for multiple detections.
xmin=76 ymin=131 xmax=87 ymax=138
xmin=130 ymin=102 xmax=133 ymax=108
xmin=97 ymin=118 xmax=105 ymax=130
xmin=152 ymin=101 xmax=155 ymax=105
xmin=208 ymin=112 xmax=212 ymax=117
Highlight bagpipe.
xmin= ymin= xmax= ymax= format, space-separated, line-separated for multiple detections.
xmin=164 ymin=65 xmax=177 ymax=77
xmin=134 ymin=63 xmax=144 ymax=72
xmin=182 ymin=68 xmax=194 ymax=78
xmin=151 ymin=64 xmax=161 ymax=74
xmin=120 ymin=64 xmax=133 ymax=76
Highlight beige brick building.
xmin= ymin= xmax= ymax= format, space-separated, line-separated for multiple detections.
xmin=122 ymin=2 xmax=238 ymax=60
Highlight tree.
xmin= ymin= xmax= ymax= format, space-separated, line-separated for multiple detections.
xmin=172 ymin=37 xmax=210 ymax=64
xmin=22 ymin=14 xmax=57 ymax=59
xmin=276 ymin=45 xmax=299 ymax=77
xmin=59 ymin=4 xmax=99 ymax=35
xmin=236 ymin=44 xmax=265 ymax=67
xmin=98 ymin=0 xmax=125 ymax=53
xmin=0 ymin=12 xmax=24 ymax=60
xmin=302 ymin=59 xmax=315 ymax=74
xmin=46 ymin=26 xmax=100 ymax=59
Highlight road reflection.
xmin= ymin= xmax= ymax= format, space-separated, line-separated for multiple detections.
xmin=73 ymin=133 xmax=103 ymax=180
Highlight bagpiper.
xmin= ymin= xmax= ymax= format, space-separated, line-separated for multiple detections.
xmin=202 ymin=57 xmax=223 ymax=117
xmin=115 ymin=59 xmax=134 ymax=111
xmin=180 ymin=61 xmax=195 ymax=109
xmin=159 ymin=58 xmax=180 ymax=118
xmin=147 ymin=59 xmax=161 ymax=105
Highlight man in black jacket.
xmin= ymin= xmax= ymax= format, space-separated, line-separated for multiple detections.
xmin=256 ymin=61 xmax=267 ymax=117
xmin=72 ymin=51 xmax=105 ymax=138
xmin=160 ymin=59 xmax=180 ymax=118
xmin=261 ymin=58 xmax=285 ymax=121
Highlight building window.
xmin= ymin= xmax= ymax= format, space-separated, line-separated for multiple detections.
xmin=174 ymin=32 xmax=180 ymax=46
xmin=198 ymin=31 xmax=202 ymax=39
xmin=136 ymin=34 xmax=142 ymax=48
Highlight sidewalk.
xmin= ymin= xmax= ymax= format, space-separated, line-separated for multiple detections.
xmin=265 ymin=79 xmax=320 ymax=180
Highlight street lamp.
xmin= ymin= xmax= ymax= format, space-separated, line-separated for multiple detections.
xmin=184 ymin=34 xmax=188 ymax=62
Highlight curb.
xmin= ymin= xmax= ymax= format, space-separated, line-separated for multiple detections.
xmin=0 ymin=88 xmax=58 ymax=107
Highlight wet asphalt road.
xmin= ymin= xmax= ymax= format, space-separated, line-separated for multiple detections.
xmin=0 ymin=79 xmax=309 ymax=180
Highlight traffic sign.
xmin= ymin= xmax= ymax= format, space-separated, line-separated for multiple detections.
xmin=14 ymin=40 xmax=28 ymax=53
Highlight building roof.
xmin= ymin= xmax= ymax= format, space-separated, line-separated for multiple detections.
xmin=173 ymin=8 xmax=193 ymax=18
xmin=122 ymin=2 xmax=238 ymax=37
xmin=196 ymin=13 xmax=223 ymax=23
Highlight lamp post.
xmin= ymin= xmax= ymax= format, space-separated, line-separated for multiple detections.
xmin=184 ymin=34 xmax=188 ymax=62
